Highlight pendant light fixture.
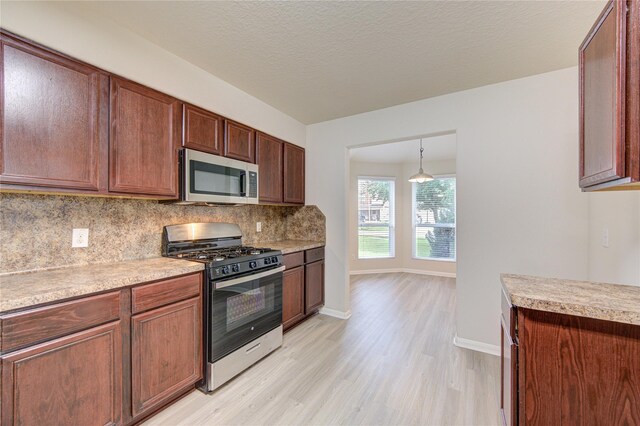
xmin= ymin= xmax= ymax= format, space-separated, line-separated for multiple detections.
xmin=408 ymin=138 xmax=434 ymax=183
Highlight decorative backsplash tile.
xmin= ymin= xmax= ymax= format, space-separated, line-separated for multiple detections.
xmin=0 ymin=193 xmax=325 ymax=273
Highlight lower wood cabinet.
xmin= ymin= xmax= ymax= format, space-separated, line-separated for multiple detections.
xmin=501 ymin=290 xmax=640 ymax=425
xmin=282 ymin=266 xmax=305 ymax=329
xmin=131 ymin=297 xmax=202 ymax=418
xmin=282 ymin=247 xmax=325 ymax=331
xmin=0 ymin=272 xmax=203 ymax=426
xmin=1 ymin=321 xmax=123 ymax=426
xmin=305 ymin=260 xmax=325 ymax=314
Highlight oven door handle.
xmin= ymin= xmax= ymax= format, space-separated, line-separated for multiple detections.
xmin=214 ymin=265 xmax=285 ymax=289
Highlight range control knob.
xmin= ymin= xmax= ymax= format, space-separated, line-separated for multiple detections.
xmin=232 ymin=264 xmax=240 ymax=273
xmin=221 ymin=266 xmax=229 ymax=274
xmin=249 ymin=261 xmax=257 ymax=269
xmin=272 ymin=256 xmax=279 ymax=264
xmin=264 ymin=257 xmax=271 ymax=265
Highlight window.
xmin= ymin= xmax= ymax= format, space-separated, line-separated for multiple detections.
xmin=412 ymin=176 xmax=456 ymax=260
xmin=358 ymin=177 xmax=395 ymax=259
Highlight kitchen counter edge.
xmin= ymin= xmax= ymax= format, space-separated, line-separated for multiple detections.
xmin=500 ymin=273 xmax=640 ymax=326
xmin=0 ymin=257 xmax=204 ymax=314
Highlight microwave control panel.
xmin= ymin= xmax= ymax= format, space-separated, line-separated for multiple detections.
xmin=248 ymin=172 xmax=258 ymax=198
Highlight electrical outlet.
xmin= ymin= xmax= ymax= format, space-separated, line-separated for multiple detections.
xmin=256 ymin=222 xmax=262 ymax=232
xmin=72 ymin=228 xmax=89 ymax=248
xmin=601 ymin=228 xmax=609 ymax=248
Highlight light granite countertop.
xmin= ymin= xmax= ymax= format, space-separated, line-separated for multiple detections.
xmin=264 ymin=240 xmax=325 ymax=254
xmin=501 ymin=274 xmax=640 ymax=326
xmin=0 ymin=258 xmax=204 ymax=313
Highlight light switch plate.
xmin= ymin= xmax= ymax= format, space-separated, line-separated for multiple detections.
xmin=256 ymin=222 xmax=262 ymax=232
xmin=72 ymin=228 xmax=89 ymax=248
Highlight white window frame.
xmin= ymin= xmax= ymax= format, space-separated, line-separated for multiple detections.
xmin=357 ymin=176 xmax=396 ymax=259
xmin=411 ymin=174 xmax=456 ymax=262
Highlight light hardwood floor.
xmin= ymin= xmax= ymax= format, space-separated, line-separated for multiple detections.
xmin=144 ymin=273 xmax=500 ymax=426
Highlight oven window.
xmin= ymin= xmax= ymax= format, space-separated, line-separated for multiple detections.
xmin=226 ymin=285 xmax=274 ymax=331
xmin=191 ymin=160 xmax=243 ymax=196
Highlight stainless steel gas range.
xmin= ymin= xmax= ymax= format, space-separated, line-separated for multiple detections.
xmin=162 ymin=223 xmax=283 ymax=393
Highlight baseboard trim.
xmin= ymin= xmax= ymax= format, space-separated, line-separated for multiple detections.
xmin=319 ymin=307 xmax=352 ymax=320
xmin=453 ymin=334 xmax=500 ymax=357
xmin=349 ymin=268 xmax=456 ymax=278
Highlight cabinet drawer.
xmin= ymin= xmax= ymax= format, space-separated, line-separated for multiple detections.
xmin=305 ymin=247 xmax=325 ymax=263
xmin=132 ymin=273 xmax=202 ymax=314
xmin=0 ymin=291 xmax=121 ymax=353
xmin=283 ymin=251 xmax=304 ymax=269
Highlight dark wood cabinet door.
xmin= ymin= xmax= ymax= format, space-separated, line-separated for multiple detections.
xmin=110 ymin=77 xmax=180 ymax=197
xmin=283 ymin=266 xmax=305 ymax=330
xmin=579 ymin=0 xmax=627 ymax=188
xmin=304 ymin=260 xmax=324 ymax=314
xmin=256 ymin=132 xmax=284 ymax=203
xmin=283 ymin=143 xmax=305 ymax=205
xmin=224 ymin=119 xmax=255 ymax=163
xmin=131 ymin=297 xmax=202 ymax=418
xmin=1 ymin=321 xmax=122 ymax=426
xmin=0 ymin=32 xmax=108 ymax=192
xmin=519 ymin=308 xmax=640 ymax=425
xmin=183 ymin=104 xmax=223 ymax=155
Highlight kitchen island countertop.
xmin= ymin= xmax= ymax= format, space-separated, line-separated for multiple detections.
xmin=501 ymin=273 xmax=640 ymax=326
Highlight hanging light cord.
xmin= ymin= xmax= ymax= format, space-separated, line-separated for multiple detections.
xmin=419 ymin=139 xmax=424 ymax=171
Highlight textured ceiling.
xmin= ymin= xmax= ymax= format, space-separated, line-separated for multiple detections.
xmin=350 ymin=134 xmax=456 ymax=164
xmin=74 ymin=1 xmax=605 ymax=124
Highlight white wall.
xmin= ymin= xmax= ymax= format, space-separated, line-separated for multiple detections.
xmin=308 ymin=67 xmax=590 ymax=348
xmin=588 ymin=192 xmax=640 ymax=286
xmin=0 ymin=1 xmax=306 ymax=147
xmin=348 ymin=159 xmax=457 ymax=277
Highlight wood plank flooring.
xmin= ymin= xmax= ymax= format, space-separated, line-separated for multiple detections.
xmin=144 ymin=273 xmax=500 ymax=426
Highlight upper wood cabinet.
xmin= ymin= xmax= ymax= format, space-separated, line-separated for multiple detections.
xmin=110 ymin=77 xmax=181 ymax=198
xmin=283 ymin=142 xmax=305 ymax=204
xmin=224 ymin=119 xmax=255 ymax=163
xmin=183 ymin=104 xmax=223 ymax=155
xmin=257 ymin=132 xmax=305 ymax=205
xmin=579 ymin=0 xmax=639 ymax=191
xmin=257 ymin=132 xmax=284 ymax=203
xmin=0 ymin=32 xmax=109 ymax=192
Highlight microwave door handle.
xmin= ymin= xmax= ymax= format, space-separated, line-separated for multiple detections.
xmin=240 ymin=172 xmax=247 ymax=197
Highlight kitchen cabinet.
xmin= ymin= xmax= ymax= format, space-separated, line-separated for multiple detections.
xmin=283 ymin=265 xmax=305 ymax=330
xmin=129 ymin=272 xmax=202 ymax=421
xmin=257 ymin=132 xmax=306 ymax=205
xmin=131 ymin=297 xmax=201 ymax=418
xmin=282 ymin=247 xmax=325 ymax=331
xmin=183 ymin=104 xmax=223 ymax=155
xmin=0 ymin=31 xmax=109 ymax=192
xmin=109 ymin=77 xmax=181 ymax=198
xmin=579 ymin=0 xmax=639 ymax=191
xmin=305 ymin=259 xmax=325 ymax=314
xmin=283 ymin=142 xmax=305 ymax=204
xmin=500 ymin=290 xmax=640 ymax=425
xmin=224 ymin=119 xmax=255 ymax=163
xmin=0 ymin=291 xmax=123 ymax=426
xmin=0 ymin=272 xmax=203 ymax=426
xmin=256 ymin=132 xmax=284 ymax=203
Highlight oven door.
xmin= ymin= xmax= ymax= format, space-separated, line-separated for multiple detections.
xmin=183 ymin=149 xmax=258 ymax=204
xmin=209 ymin=265 xmax=283 ymax=362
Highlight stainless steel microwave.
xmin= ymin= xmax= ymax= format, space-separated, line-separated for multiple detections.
xmin=180 ymin=149 xmax=258 ymax=205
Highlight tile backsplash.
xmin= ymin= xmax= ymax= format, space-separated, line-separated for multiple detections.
xmin=0 ymin=193 xmax=325 ymax=273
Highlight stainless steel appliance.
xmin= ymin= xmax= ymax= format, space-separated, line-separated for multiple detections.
xmin=162 ymin=222 xmax=283 ymax=392
xmin=179 ymin=149 xmax=258 ymax=205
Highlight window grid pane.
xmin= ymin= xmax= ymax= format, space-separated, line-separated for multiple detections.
xmin=358 ymin=178 xmax=394 ymax=259
xmin=413 ymin=177 xmax=456 ymax=260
